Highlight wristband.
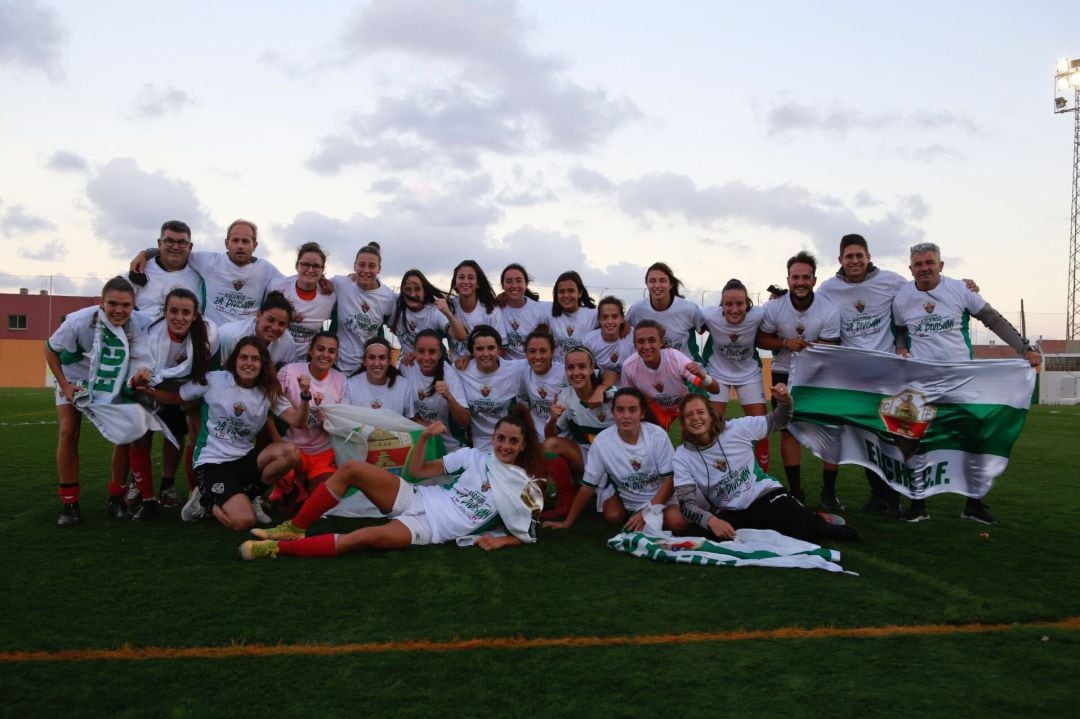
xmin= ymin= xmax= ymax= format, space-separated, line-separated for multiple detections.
xmin=300 ymin=392 xmax=312 ymax=401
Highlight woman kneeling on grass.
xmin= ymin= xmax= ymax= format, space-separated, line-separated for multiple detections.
xmin=152 ymin=336 xmax=312 ymax=530
xmin=673 ymin=390 xmax=858 ymax=543
xmin=240 ymin=405 xmax=546 ymax=560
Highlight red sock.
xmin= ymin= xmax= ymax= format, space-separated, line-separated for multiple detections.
xmin=278 ymin=533 xmax=338 ymax=558
xmin=129 ymin=445 xmax=155 ymax=498
xmin=755 ymin=438 xmax=770 ymax=473
xmin=107 ymin=479 xmax=125 ymax=497
xmin=546 ymin=457 xmax=576 ymax=512
xmin=184 ymin=444 xmax=196 ymax=490
xmin=58 ymin=482 xmax=80 ymax=504
xmin=292 ymin=482 xmax=341 ymax=530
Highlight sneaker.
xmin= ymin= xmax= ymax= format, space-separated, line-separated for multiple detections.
xmin=901 ymin=500 xmax=930 ymax=523
xmin=159 ymin=485 xmax=182 ymax=508
xmin=817 ymin=511 xmax=847 ymax=526
xmin=57 ymin=502 xmax=81 ymax=528
xmin=819 ymin=490 xmax=846 ymax=513
xmin=181 ymin=487 xmax=206 ymax=522
xmin=790 ymin=488 xmax=806 ymax=504
xmin=239 ymin=539 xmax=279 ymax=561
xmin=106 ymin=495 xmax=131 ymax=520
xmin=252 ymin=497 xmax=273 ymax=526
xmin=250 ymin=520 xmax=305 ymax=541
xmin=961 ymin=500 xmax=997 ymax=525
xmin=124 ymin=483 xmax=142 ymax=509
xmin=131 ymin=499 xmax=160 ymax=521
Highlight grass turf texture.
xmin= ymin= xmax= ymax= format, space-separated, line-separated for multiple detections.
xmin=3 ymin=388 xmax=1079 ymax=717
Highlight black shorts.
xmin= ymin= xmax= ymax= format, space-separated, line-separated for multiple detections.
xmin=158 ymin=404 xmax=188 ymax=439
xmin=770 ymin=371 xmax=788 ymax=409
xmin=195 ymin=448 xmax=264 ymax=508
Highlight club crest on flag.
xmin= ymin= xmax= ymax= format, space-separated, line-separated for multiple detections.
xmin=233 ymin=402 xmax=246 ymax=417
xmin=480 ymin=384 xmax=491 ymax=397
xmin=879 ymin=389 xmax=937 ymax=457
xmin=924 ymin=301 xmax=936 ymax=314
xmin=232 ymin=279 xmax=244 ymax=291
xmin=854 ymin=300 xmax=865 ymax=313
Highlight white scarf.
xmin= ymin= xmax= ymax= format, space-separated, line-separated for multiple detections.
xmin=485 ymin=456 xmax=543 ymax=544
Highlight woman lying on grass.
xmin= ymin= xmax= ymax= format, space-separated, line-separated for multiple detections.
xmin=240 ymin=404 xmax=546 ymax=560
xmin=673 ymin=390 xmax=858 ymax=543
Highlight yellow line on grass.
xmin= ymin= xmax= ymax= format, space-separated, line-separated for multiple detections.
xmin=4 ymin=617 xmax=1078 ymax=663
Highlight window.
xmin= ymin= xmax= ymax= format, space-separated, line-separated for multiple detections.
xmin=7 ymin=314 xmax=27 ymax=330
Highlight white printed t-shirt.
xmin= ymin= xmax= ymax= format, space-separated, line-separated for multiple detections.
xmin=673 ymin=416 xmax=782 ymax=511
xmin=760 ymin=294 xmax=841 ymax=374
xmin=331 ymin=276 xmax=396 ymax=374
xmin=549 ymin=308 xmax=597 ymax=361
xmin=620 ymin=348 xmax=695 ymax=410
xmin=583 ymin=330 xmax=635 ymax=380
xmin=501 ymin=299 xmax=553 ymax=360
xmin=818 ymin=267 xmax=906 ymax=352
xmin=267 ymin=277 xmax=336 ymax=358
xmin=216 ymin=318 xmax=298 ymax=369
xmin=447 ymin=360 xmax=524 ymax=451
xmin=413 ymin=447 xmax=501 ymax=544
xmin=701 ymin=305 xmax=766 ymax=386
xmin=134 ymin=259 xmax=203 ymax=321
xmin=344 ymin=373 xmax=412 ymax=416
xmin=448 ymin=303 xmax=505 ymax=361
xmin=182 ymin=370 xmax=291 ymax=467
xmin=583 ymin=423 xmax=675 ymax=511
xmin=626 ymin=297 xmax=704 ymax=359
xmin=187 ymin=252 xmax=282 ymax=326
xmin=892 ymin=276 xmax=986 ymax=362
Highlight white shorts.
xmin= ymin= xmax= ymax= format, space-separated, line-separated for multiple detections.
xmin=709 ymin=382 xmax=766 ymax=406
xmin=595 ymin=483 xmax=678 ymax=512
xmin=387 ymin=477 xmax=432 ymax=545
xmin=54 ymin=381 xmax=85 ymax=407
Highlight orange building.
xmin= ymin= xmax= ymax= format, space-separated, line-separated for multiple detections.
xmin=1 ymin=289 xmax=99 ymax=387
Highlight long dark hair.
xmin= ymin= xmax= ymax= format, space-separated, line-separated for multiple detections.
xmin=495 ymin=404 xmax=548 ymax=480
xmin=678 ymin=393 xmax=725 ymax=447
xmin=391 ymin=269 xmax=454 ymax=331
xmin=225 ymin=336 xmax=281 ymax=402
xmin=551 ymin=270 xmax=595 ymax=317
xmin=413 ymin=329 xmax=447 ymax=391
xmin=354 ymin=336 xmax=400 ymax=387
xmin=452 ymin=259 xmax=498 ymax=313
xmin=500 ymin=263 xmax=540 ymax=301
xmin=150 ymin=288 xmax=211 ymax=385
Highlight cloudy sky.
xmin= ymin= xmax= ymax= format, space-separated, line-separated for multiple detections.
xmin=1 ymin=0 xmax=1077 ymax=340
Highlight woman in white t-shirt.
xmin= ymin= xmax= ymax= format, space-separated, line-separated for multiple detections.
xmin=673 ymin=392 xmax=857 ymax=542
xmin=447 ymin=260 xmax=504 ymax=361
xmin=389 ymin=269 xmax=466 ymax=364
xmin=701 ymin=279 xmax=771 ymax=471
xmin=549 ymin=270 xmax=598 ymax=361
xmin=267 ymin=242 xmax=336 ymax=360
xmin=499 ymin=263 xmax=552 ymax=360
xmin=241 ymin=406 xmax=547 ymax=559
xmin=344 ymin=337 xmax=411 ymax=416
xmin=331 ymin=242 xmax=396 ymax=374
xmin=544 ymin=387 xmax=688 ymax=533
xmin=158 ymin=336 xmax=313 ymax=531
xmin=625 ymin=262 xmax=705 ymax=360
xmin=583 ymin=296 xmax=634 ymax=381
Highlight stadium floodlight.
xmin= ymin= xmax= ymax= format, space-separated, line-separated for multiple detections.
xmin=1054 ymin=57 xmax=1080 ymax=340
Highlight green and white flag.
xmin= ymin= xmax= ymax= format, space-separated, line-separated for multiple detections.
xmin=788 ymin=344 xmax=1034 ymax=500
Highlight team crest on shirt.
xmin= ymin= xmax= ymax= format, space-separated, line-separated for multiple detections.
xmin=854 ymin=300 xmax=866 ymax=313
xmin=597 ymin=410 xmax=608 ymax=421
xmin=407 ymin=320 xmax=417 ymax=331
xmin=511 ymin=319 xmax=520 ymax=330
xmin=313 ymin=392 xmax=324 ymax=406
xmin=175 ymin=352 xmax=187 ymax=364
xmin=539 ymin=386 xmax=548 ymax=399
xmin=481 ymin=480 xmax=491 ymax=492
xmin=233 ymin=279 xmax=245 ymax=291
xmin=233 ymin=402 xmax=246 ymax=417
xmin=630 ymin=458 xmax=642 ymax=471
xmin=294 ymin=311 xmax=306 ymax=322
xmin=480 ymin=384 xmax=491 ymax=397
xmin=370 ymin=399 xmax=382 ymax=409
xmin=361 ymin=302 xmax=370 ymax=313
xmin=795 ymin=323 xmax=806 ymax=336
xmin=610 ymin=352 xmax=619 ymax=363
xmin=566 ymin=326 xmax=575 ymax=337
xmin=729 ymin=333 xmax=739 ymax=343
xmin=923 ymin=301 xmax=936 ymax=314
xmin=653 ymin=381 xmax=664 ymax=393
xmin=714 ymin=458 xmax=728 ymax=471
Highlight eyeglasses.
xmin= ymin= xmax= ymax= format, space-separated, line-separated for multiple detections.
xmin=298 ymin=262 xmax=324 ymax=271
xmin=160 ymin=238 xmax=190 ymax=247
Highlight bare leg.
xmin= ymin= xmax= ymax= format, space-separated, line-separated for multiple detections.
xmin=601 ymin=495 xmax=628 ymax=525
xmin=334 ymin=519 xmax=414 ymax=553
xmin=663 ymin=504 xmax=689 ymax=532
xmin=327 ymin=461 xmax=404 ymax=514
xmin=214 ymin=494 xmax=256 ymax=531
xmin=55 ymin=404 xmax=81 ymax=486
xmin=257 ymin=442 xmax=300 ymax=486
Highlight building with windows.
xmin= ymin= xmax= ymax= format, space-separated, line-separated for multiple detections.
xmin=1 ymin=289 xmax=99 ymax=387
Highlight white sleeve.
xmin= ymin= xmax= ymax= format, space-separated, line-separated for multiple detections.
xmin=179 ymin=380 xmax=210 ymax=402
xmin=582 ymin=438 xmax=607 ymax=488
xmin=440 ymin=447 xmax=473 ymax=475
xmin=652 ymin=428 xmax=675 ymax=476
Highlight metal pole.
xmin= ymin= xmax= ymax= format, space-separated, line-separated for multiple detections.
xmin=1067 ymin=86 xmax=1080 ymax=340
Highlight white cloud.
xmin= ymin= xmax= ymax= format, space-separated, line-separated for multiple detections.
xmin=765 ymin=101 xmax=978 ymax=139
xmin=305 ymin=0 xmax=639 ymax=173
xmin=616 ymin=172 xmax=926 ymax=260
xmin=85 ymin=158 xmax=213 ymax=258
xmin=45 ymin=149 xmax=89 ymax=173
xmin=568 ymin=166 xmax=616 ymax=194
xmin=0 ymin=0 xmax=65 ymax=78
xmin=132 ymin=83 xmax=195 ymax=119
xmin=1 ymin=204 xmax=56 ymax=235
xmin=899 ymin=143 xmax=966 ymax=163
xmin=20 ymin=239 xmax=67 ymax=260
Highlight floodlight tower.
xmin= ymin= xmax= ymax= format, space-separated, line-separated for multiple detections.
xmin=1056 ymin=57 xmax=1080 ymax=340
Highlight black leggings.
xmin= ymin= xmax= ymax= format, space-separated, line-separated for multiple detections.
xmin=719 ymin=489 xmax=855 ymax=542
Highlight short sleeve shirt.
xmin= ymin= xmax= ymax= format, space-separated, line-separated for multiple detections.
xmin=818 ymin=268 xmax=906 ymax=352
xmin=583 ymin=423 xmax=675 ymax=511
xmin=701 ymin=305 xmax=766 ymax=385
xmin=187 ymin=252 xmax=283 ymax=325
xmin=760 ymin=294 xmax=842 ymax=374
xmin=892 ymin=276 xmax=986 ymax=362
xmin=182 ymin=370 xmax=291 ymax=466
xmin=672 ymin=416 xmax=781 ymax=511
